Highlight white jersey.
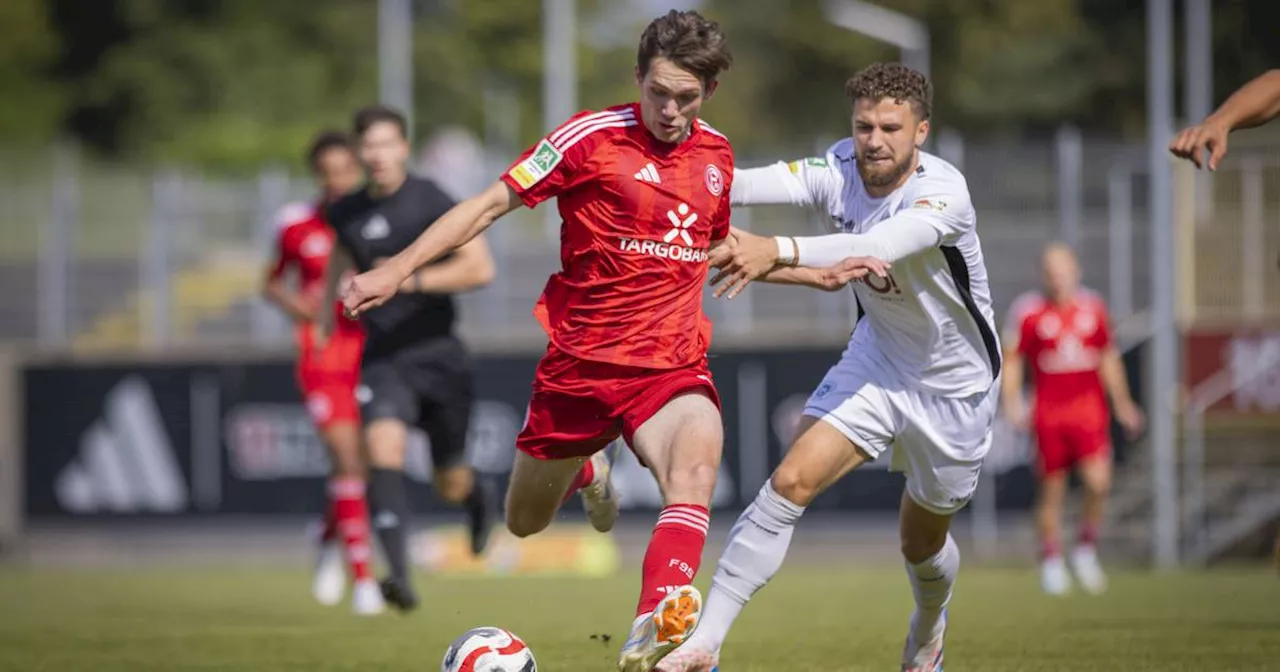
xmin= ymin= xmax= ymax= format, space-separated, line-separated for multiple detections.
xmin=731 ymin=139 xmax=1000 ymax=397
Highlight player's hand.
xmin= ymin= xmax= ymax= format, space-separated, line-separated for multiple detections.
xmin=709 ymin=230 xmax=782 ymax=298
xmin=341 ymin=264 xmax=404 ymax=318
xmin=1169 ymin=119 xmax=1230 ymax=171
xmin=813 ymin=256 xmax=891 ymax=291
xmin=1115 ymin=401 xmax=1145 ymax=440
xmin=707 ymin=229 xmax=740 ymax=268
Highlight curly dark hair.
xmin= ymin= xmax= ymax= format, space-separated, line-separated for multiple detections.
xmin=637 ymin=10 xmax=733 ymax=89
xmin=845 ymin=62 xmax=933 ymax=121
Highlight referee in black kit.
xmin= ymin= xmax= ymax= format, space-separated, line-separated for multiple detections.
xmin=320 ymin=105 xmax=498 ymax=612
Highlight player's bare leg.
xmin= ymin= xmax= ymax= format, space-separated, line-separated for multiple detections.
xmin=1035 ymin=470 xmax=1072 ymax=595
xmin=504 ymin=451 xmax=590 ymax=538
xmin=618 ymin=392 xmax=723 ymax=672
xmin=315 ymin=421 xmax=383 ymax=614
xmin=1071 ymin=454 xmax=1112 ymax=594
xmin=365 ymin=419 xmax=418 ymax=611
xmin=899 ymin=492 xmax=957 ymax=672
xmin=660 ymin=417 xmax=870 ymax=672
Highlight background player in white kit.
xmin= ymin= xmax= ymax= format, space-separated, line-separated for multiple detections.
xmin=658 ymin=63 xmax=1001 ymax=672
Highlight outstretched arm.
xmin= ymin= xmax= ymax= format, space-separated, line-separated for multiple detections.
xmin=342 ymin=180 xmax=520 ymax=316
xmin=1170 ymin=69 xmax=1280 ymax=171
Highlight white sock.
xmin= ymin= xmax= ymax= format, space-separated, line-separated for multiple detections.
xmin=687 ymin=480 xmax=805 ymax=653
xmin=906 ymin=534 xmax=959 ymax=650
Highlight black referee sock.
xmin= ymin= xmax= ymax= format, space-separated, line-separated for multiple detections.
xmin=368 ymin=467 xmax=411 ymax=584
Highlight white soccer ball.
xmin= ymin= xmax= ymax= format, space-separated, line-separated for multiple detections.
xmin=441 ymin=627 xmax=537 ymax=672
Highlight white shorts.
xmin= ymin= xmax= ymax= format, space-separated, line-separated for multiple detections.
xmin=803 ymin=352 xmax=998 ymax=515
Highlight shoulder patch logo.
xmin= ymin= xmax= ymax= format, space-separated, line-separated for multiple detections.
xmin=508 ymin=139 xmax=563 ymax=189
xmin=911 ymin=198 xmax=946 ymax=212
xmin=805 ymin=157 xmax=828 ymax=167
xmin=705 ymin=164 xmax=725 ymax=197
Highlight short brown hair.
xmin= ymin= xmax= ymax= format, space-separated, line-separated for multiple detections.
xmin=637 ymin=10 xmax=732 ymax=89
xmin=353 ymin=104 xmax=408 ymax=138
xmin=845 ymin=62 xmax=933 ymax=121
xmin=306 ymin=130 xmax=353 ymax=170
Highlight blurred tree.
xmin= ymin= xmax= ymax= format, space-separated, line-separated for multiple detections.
xmin=20 ymin=0 xmax=1280 ymax=168
xmin=51 ymin=0 xmax=379 ymax=170
xmin=0 ymin=0 xmax=65 ymax=144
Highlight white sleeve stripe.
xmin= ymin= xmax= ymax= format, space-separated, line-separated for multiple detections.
xmin=555 ymin=119 xmax=636 ymax=153
xmin=549 ymin=109 xmax=635 ymax=145
xmin=698 ymin=119 xmax=726 ymax=138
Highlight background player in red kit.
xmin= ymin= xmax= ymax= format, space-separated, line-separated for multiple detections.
xmin=262 ymin=130 xmax=382 ymax=615
xmin=341 ymin=10 xmax=734 ymax=671
xmin=1001 ymin=243 xmax=1144 ymax=596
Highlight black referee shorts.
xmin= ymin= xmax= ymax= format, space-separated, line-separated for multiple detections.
xmin=358 ymin=336 xmax=474 ymax=471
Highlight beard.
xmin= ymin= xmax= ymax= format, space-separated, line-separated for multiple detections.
xmin=857 ymin=150 xmax=915 ymax=188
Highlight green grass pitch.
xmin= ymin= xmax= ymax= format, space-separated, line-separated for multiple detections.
xmin=0 ymin=566 xmax=1276 ymax=671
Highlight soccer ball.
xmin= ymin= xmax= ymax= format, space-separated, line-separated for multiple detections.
xmin=441 ymin=627 xmax=537 ymax=672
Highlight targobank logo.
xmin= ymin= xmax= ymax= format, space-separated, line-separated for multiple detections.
xmin=618 ymin=203 xmax=708 ymax=263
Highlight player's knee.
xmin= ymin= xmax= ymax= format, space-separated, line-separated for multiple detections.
xmin=663 ymin=462 xmax=718 ymax=503
xmin=769 ymin=466 xmax=818 ymax=507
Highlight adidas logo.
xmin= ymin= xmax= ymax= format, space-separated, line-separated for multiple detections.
xmin=55 ymin=377 xmax=188 ymax=513
xmin=634 ymin=163 xmax=661 ymax=184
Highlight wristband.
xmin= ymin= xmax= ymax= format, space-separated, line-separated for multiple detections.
xmin=774 ymin=236 xmax=800 ymax=266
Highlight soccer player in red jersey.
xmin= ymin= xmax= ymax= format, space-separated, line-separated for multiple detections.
xmin=262 ymin=130 xmax=383 ymax=615
xmin=342 ymin=10 xmax=736 ymax=670
xmin=1001 ymin=243 xmax=1144 ymax=596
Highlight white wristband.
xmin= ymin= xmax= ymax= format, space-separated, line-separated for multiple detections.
xmin=774 ymin=236 xmax=798 ymax=266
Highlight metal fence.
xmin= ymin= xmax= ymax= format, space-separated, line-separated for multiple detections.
xmin=3 ymin=129 xmax=1278 ymax=354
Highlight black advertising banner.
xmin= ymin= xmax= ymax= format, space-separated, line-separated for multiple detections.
xmin=21 ymin=342 xmax=1134 ymax=518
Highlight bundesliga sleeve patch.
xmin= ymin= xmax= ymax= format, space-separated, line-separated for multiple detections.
xmin=507 ymin=139 xmax=563 ymax=189
xmin=912 ymin=198 xmax=947 ymax=212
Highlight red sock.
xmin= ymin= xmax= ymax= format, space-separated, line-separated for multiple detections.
xmin=1042 ymin=537 xmax=1062 ymax=560
xmin=320 ymin=508 xmax=338 ymax=544
xmin=636 ymin=504 xmax=710 ymax=617
xmin=329 ymin=477 xmax=373 ymax=581
xmin=1078 ymin=522 xmax=1098 ymax=548
xmin=560 ymin=459 xmax=596 ymax=505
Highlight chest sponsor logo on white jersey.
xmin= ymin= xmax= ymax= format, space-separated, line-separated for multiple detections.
xmin=617 ymin=203 xmax=708 ymax=263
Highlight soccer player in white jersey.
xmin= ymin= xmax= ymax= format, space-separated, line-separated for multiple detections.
xmin=657 ymin=62 xmax=1000 ymax=672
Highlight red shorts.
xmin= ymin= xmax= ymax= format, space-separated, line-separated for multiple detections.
xmin=515 ymin=344 xmax=721 ymax=461
xmin=297 ymin=335 xmax=362 ymax=431
xmin=1033 ymin=419 xmax=1111 ymax=476
xmin=300 ymin=383 xmax=360 ymax=431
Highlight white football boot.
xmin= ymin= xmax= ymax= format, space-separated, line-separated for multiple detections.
xmin=350 ymin=577 xmax=386 ymax=616
xmin=1040 ymin=555 xmax=1073 ymax=596
xmin=311 ymin=541 xmax=346 ymax=606
xmin=582 ymin=448 xmax=620 ymax=533
xmin=1069 ymin=545 xmax=1108 ymax=595
xmin=901 ymin=608 xmax=946 ymax=672
xmin=618 ymin=585 xmax=703 ymax=672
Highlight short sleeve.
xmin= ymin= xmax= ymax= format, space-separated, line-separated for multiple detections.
xmin=500 ymin=108 xmax=626 ymax=208
xmin=267 ymin=203 xmax=310 ymax=279
xmin=898 ymin=188 xmax=975 ymax=247
xmin=1017 ymin=314 xmax=1037 ymax=358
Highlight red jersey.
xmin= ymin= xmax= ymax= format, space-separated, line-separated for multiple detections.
xmin=1006 ymin=289 xmax=1112 ymax=423
xmin=267 ymin=202 xmax=364 ymax=357
xmin=500 ymin=104 xmax=734 ymax=369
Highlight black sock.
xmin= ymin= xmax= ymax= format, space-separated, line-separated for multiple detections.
xmin=368 ymin=467 xmax=411 ymax=584
xmin=464 ymin=474 xmax=490 ymax=520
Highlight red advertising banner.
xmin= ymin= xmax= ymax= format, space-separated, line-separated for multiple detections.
xmin=1184 ymin=326 xmax=1280 ymax=416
